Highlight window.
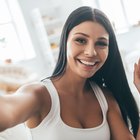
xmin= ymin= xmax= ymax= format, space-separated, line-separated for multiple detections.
xmin=123 ymin=0 xmax=140 ymax=26
xmin=0 ymin=0 xmax=35 ymax=62
xmin=82 ymin=0 xmax=98 ymax=8
xmin=98 ymin=0 xmax=129 ymax=33
xmin=82 ymin=0 xmax=140 ymax=34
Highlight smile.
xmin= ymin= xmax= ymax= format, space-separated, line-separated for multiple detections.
xmin=78 ymin=59 xmax=99 ymax=66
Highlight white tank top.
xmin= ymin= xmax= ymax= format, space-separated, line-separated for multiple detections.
xmin=26 ymin=79 xmax=110 ymax=140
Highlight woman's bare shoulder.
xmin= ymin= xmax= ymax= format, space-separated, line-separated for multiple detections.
xmin=0 ymin=81 xmax=51 ymax=130
xmin=18 ymin=81 xmax=52 ymax=128
xmin=100 ymin=86 xmax=119 ymax=110
xmin=15 ymin=81 xmax=51 ymax=107
xmin=17 ymin=81 xmax=46 ymax=93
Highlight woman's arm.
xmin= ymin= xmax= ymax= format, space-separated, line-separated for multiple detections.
xmin=0 ymin=83 xmax=45 ymax=131
xmin=134 ymin=59 xmax=140 ymax=140
xmin=104 ymin=89 xmax=135 ymax=140
xmin=137 ymin=126 xmax=140 ymax=140
xmin=134 ymin=58 xmax=140 ymax=93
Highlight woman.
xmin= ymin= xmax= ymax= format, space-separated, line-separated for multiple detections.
xmin=0 ymin=6 xmax=139 ymax=140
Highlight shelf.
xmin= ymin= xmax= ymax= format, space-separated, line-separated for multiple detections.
xmin=48 ymin=32 xmax=61 ymax=43
xmin=44 ymin=18 xmax=63 ymax=29
xmin=40 ymin=11 xmax=64 ymax=63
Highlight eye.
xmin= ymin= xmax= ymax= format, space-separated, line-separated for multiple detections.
xmin=95 ymin=41 xmax=108 ymax=48
xmin=75 ymin=38 xmax=87 ymax=45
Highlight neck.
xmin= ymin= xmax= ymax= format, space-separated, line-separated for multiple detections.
xmin=52 ymin=74 xmax=90 ymax=96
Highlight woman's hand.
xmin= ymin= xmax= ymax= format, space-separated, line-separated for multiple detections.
xmin=134 ymin=58 xmax=140 ymax=93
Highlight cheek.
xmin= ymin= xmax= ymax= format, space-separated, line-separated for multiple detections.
xmin=99 ymin=48 xmax=109 ymax=62
xmin=66 ymin=42 xmax=75 ymax=63
xmin=67 ymin=46 xmax=71 ymax=57
xmin=66 ymin=42 xmax=78 ymax=58
xmin=66 ymin=42 xmax=72 ymax=56
xmin=105 ymin=49 xmax=109 ymax=60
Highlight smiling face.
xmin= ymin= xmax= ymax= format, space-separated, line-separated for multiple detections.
xmin=66 ymin=21 xmax=109 ymax=79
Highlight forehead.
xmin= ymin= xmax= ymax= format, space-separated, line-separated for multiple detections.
xmin=69 ymin=21 xmax=109 ymax=39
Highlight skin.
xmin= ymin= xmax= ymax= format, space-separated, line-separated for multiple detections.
xmin=134 ymin=58 xmax=140 ymax=93
xmin=0 ymin=21 xmax=139 ymax=140
xmin=134 ymin=58 xmax=140 ymax=140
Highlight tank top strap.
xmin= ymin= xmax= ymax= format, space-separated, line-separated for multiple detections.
xmin=41 ymin=79 xmax=60 ymax=123
xmin=25 ymin=79 xmax=61 ymax=140
xmin=89 ymin=81 xmax=108 ymax=114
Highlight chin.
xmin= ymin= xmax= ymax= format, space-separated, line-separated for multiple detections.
xmin=78 ymin=72 xmax=96 ymax=79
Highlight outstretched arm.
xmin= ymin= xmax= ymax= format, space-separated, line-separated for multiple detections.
xmin=134 ymin=58 xmax=140 ymax=93
xmin=0 ymin=83 xmax=45 ymax=131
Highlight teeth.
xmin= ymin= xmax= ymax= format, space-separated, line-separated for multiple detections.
xmin=80 ymin=60 xmax=96 ymax=66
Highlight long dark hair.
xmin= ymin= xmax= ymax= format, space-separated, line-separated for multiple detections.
xmin=47 ymin=6 xmax=139 ymax=137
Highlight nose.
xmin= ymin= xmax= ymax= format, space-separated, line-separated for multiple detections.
xmin=84 ymin=44 xmax=97 ymax=57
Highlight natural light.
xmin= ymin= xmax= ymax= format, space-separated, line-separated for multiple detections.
xmin=0 ymin=0 xmax=35 ymax=62
xmin=82 ymin=0 xmax=140 ymax=33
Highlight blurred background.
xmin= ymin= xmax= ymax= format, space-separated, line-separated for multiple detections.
xmin=0 ymin=0 xmax=140 ymax=139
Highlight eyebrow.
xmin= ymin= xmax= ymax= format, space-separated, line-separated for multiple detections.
xmin=74 ymin=32 xmax=89 ymax=37
xmin=74 ymin=32 xmax=109 ymax=40
xmin=99 ymin=37 xmax=109 ymax=40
